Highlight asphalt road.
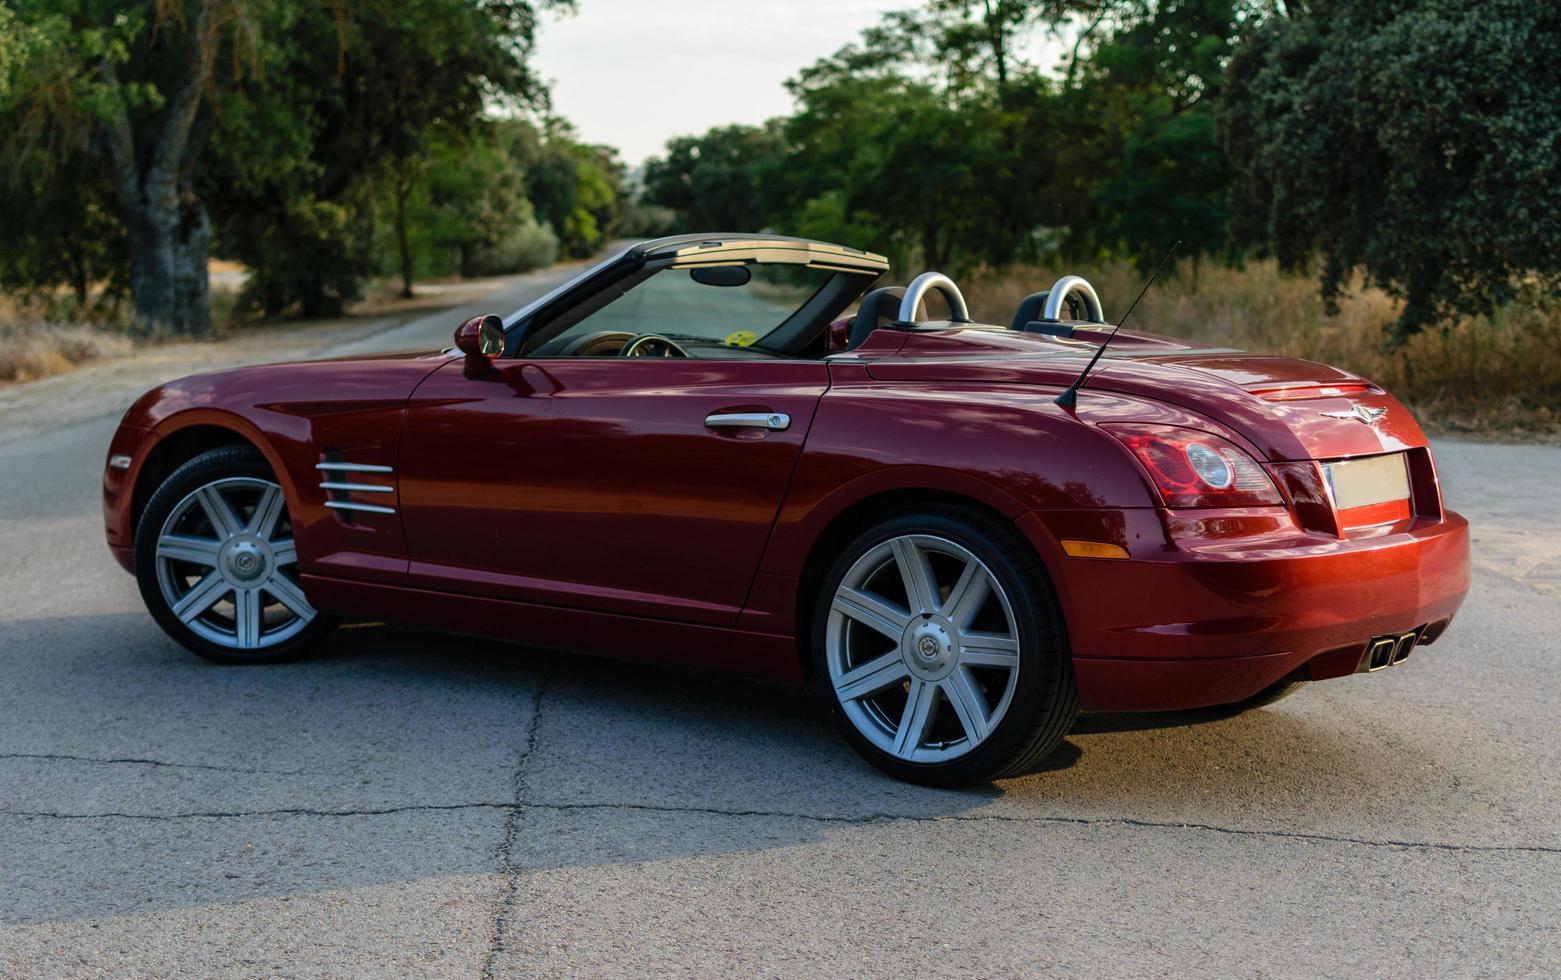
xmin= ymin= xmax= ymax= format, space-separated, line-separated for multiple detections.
xmin=1 ymin=268 xmax=1558 ymax=977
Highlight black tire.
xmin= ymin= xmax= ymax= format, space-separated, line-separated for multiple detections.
xmin=134 ymin=446 xmax=337 ymax=664
xmin=811 ymin=505 xmax=1077 ymax=787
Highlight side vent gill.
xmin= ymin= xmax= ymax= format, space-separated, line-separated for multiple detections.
xmin=317 ymin=458 xmax=396 ymax=519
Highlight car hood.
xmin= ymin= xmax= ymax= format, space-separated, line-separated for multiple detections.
xmin=850 ymin=324 xmax=1425 ymax=462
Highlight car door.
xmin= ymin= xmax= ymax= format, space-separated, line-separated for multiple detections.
xmin=397 ymin=356 xmax=827 ymax=626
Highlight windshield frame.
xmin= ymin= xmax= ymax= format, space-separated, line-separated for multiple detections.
xmin=507 ymin=240 xmax=885 ymax=359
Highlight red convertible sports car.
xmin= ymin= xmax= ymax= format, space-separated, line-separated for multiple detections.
xmin=104 ymin=234 xmax=1470 ymax=785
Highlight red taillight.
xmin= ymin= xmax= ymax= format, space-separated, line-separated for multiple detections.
xmin=1103 ymin=423 xmax=1282 ymax=508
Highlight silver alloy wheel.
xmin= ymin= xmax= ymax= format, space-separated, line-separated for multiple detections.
xmin=826 ymin=534 xmax=1021 ymax=763
xmin=153 ymin=477 xmax=315 ymax=650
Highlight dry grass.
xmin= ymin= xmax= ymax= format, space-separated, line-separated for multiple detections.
xmin=962 ymin=260 xmax=1561 ymax=442
xmin=0 ymin=320 xmax=133 ymax=384
xmin=3 ymin=260 xmax=1558 ymax=440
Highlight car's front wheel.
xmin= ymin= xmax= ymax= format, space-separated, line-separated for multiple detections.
xmin=134 ymin=446 xmax=337 ymax=663
xmin=812 ymin=506 xmax=1077 ymax=786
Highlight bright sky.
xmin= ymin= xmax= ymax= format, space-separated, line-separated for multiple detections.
xmin=530 ymin=0 xmax=926 ymax=166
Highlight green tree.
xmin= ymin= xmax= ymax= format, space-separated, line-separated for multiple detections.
xmin=3 ymin=1 xmax=267 ymax=334
xmin=204 ymin=0 xmax=567 ymax=310
xmin=1221 ymin=0 xmax=1561 ymax=337
xmin=381 ymin=128 xmax=558 ymax=281
xmin=777 ymin=9 xmax=1064 ymax=271
xmin=642 ymin=122 xmax=785 ymax=232
xmin=1071 ymin=0 xmax=1242 ymax=270
xmin=2 ymin=0 xmax=567 ymax=328
xmin=0 ymin=4 xmax=25 ymax=100
xmin=0 ymin=140 xmax=126 ymax=309
xmin=514 ymin=119 xmax=624 ymax=258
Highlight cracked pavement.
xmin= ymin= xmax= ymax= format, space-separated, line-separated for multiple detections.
xmin=1 ymin=276 xmax=1559 ymax=977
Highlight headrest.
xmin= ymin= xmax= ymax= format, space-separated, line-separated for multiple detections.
xmin=1010 ymin=291 xmax=1048 ymax=331
xmin=1011 ymin=290 xmax=1078 ymax=337
xmin=847 ymin=286 xmax=909 ymax=350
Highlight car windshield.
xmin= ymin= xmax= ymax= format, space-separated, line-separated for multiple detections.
xmin=547 ymin=263 xmax=838 ymax=350
xmin=501 ymin=249 xmax=626 ymax=330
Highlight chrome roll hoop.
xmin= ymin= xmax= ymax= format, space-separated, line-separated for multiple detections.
xmin=1041 ymin=275 xmax=1105 ymax=323
xmin=897 ymin=272 xmax=971 ymax=323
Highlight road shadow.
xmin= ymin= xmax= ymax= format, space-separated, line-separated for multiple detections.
xmin=0 ymin=611 xmax=1467 ymax=926
xmin=0 ymin=612 xmax=991 ymax=925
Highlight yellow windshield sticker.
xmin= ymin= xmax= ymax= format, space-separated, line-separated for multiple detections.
xmin=724 ymin=330 xmax=758 ymax=348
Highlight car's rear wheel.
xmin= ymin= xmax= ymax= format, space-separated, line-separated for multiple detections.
xmin=135 ymin=446 xmax=337 ymax=663
xmin=812 ymin=506 xmax=1076 ymax=786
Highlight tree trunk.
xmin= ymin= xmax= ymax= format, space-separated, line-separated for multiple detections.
xmin=95 ymin=2 xmax=220 ymax=336
xmin=69 ymin=252 xmax=90 ymax=310
xmin=395 ymin=181 xmax=415 ymax=299
xmin=922 ymin=221 xmax=944 ymax=272
xmin=985 ymin=1 xmax=1007 ymax=87
xmin=124 ymin=180 xmax=212 ymax=336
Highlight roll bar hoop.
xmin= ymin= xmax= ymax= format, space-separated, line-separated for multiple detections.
xmin=897 ymin=272 xmax=970 ymax=323
xmin=1041 ymin=275 xmax=1105 ymax=323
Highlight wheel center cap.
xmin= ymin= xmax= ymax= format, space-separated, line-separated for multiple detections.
xmin=903 ymin=618 xmax=958 ymax=680
xmin=220 ymin=538 xmax=271 ymax=585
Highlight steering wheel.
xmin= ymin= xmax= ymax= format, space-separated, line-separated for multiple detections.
xmin=555 ymin=330 xmax=635 ymax=357
xmin=620 ymin=334 xmax=689 ymax=358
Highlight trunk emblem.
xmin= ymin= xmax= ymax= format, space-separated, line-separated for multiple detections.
xmin=1321 ymin=405 xmax=1387 ymax=426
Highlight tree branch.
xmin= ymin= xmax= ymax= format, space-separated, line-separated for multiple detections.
xmin=1066 ymin=9 xmax=1109 ymax=89
xmin=147 ymin=0 xmax=223 ymax=195
xmin=95 ymin=61 xmax=142 ymax=209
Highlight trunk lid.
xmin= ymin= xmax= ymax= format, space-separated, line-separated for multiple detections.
xmin=853 ymin=324 xmax=1427 ymax=462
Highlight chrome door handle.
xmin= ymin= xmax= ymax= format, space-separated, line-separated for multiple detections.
xmin=704 ymin=412 xmax=791 ymax=431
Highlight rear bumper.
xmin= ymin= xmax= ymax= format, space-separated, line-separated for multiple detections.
xmin=1019 ymin=509 xmax=1471 ymax=712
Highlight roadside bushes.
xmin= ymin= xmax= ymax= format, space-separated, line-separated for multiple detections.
xmin=465 ymin=220 xmax=560 ymax=278
xmin=229 ymin=199 xmax=376 ymax=320
xmin=0 ymin=322 xmax=132 ymax=383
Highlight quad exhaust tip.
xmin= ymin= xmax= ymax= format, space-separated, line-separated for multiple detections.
xmin=1360 ymin=627 xmax=1426 ymax=673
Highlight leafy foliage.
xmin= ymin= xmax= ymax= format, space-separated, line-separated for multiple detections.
xmin=4 ymin=0 xmax=1558 ymax=343
xmin=1221 ymin=0 xmax=1561 ymax=338
xmin=0 ymin=140 xmax=126 ymax=309
xmin=643 ymin=1 xmax=1243 ymax=275
xmin=643 ymin=122 xmax=786 ymax=233
xmin=0 ymin=0 xmax=626 ymax=329
xmin=509 ymin=119 xmax=624 ymax=259
xmin=200 ymin=0 xmax=575 ymax=312
xmin=638 ymin=0 xmax=1560 ymax=337
xmin=376 ymin=126 xmax=560 ymax=283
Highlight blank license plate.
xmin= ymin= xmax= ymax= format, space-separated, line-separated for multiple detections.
xmin=1323 ymin=453 xmax=1410 ymax=510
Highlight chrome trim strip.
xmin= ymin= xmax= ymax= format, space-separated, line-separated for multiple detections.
xmin=108 ymin=454 xmax=133 ymax=470
xmin=705 ymin=412 xmax=791 ymax=431
xmin=319 ymin=481 xmax=395 ymax=494
xmin=316 ymin=462 xmax=393 ymax=473
xmin=324 ymin=500 xmax=396 ymax=515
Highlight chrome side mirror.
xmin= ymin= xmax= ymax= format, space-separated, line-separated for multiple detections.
xmin=454 ymin=314 xmax=504 ymax=373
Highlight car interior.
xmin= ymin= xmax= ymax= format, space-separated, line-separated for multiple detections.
xmin=510 ymin=237 xmax=1109 ymax=361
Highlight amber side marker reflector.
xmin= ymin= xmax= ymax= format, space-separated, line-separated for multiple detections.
xmin=1061 ymin=540 xmax=1130 ymax=560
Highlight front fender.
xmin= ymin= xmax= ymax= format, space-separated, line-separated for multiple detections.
xmin=108 ymin=356 xmax=446 ymax=588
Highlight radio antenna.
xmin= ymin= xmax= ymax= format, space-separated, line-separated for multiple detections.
xmin=1055 ymin=240 xmax=1181 ymax=409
